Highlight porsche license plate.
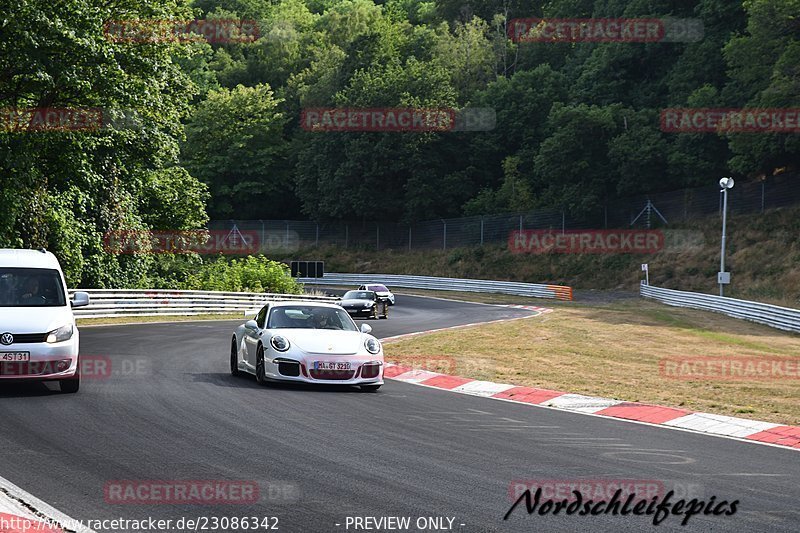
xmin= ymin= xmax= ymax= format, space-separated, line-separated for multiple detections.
xmin=1 ymin=352 xmax=30 ymax=362
xmin=314 ymin=361 xmax=351 ymax=371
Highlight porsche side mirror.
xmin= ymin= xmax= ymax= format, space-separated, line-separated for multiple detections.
xmin=360 ymin=323 xmax=372 ymax=334
xmin=244 ymin=320 xmax=259 ymax=331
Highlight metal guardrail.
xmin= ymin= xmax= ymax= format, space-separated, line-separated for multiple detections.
xmin=641 ymin=283 xmax=800 ymax=333
xmin=68 ymin=289 xmax=338 ymax=319
xmin=298 ymin=273 xmax=573 ymax=301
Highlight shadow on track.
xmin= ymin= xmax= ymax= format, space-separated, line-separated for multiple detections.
xmin=191 ymin=372 xmax=375 ymax=393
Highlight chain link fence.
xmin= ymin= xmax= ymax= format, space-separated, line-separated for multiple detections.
xmin=208 ymin=173 xmax=799 ymax=253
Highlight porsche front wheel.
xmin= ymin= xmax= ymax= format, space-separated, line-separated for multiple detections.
xmin=256 ymin=345 xmax=268 ymax=386
xmin=230 ymin=338 xmax=240 ymax=377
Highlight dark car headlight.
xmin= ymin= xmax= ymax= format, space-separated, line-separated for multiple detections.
xmin=270 ymin=335 xmax=290 ymax=352
xmin=365 ymin=338 xmax=381 ymax=354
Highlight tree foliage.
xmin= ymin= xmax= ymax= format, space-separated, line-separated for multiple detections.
xmin=2 ymin=0 xmax=797 ymax=287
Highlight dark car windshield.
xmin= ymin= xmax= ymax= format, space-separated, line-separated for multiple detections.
xmin=368 ymin=285 xmax=389 ymax=292
xmin=267 ymin=305 xmax=357 ymax=331
xmin=0 ymin=268 xmax=67 ymax=307
xmin=343 ymin=290 xmax=375 ymax=300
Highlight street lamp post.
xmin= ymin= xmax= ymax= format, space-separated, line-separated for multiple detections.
xmin=718 ymin=177 xmax=734 ymax=296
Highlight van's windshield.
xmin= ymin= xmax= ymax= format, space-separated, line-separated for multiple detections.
xmin=0 ymin=268 xmax=67 ymax=307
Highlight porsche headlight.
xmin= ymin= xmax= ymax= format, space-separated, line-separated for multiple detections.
xmin=46 ymin=324 xmax=74 ymax=344
xmin=365 ymin=337 xmax=381 ymax=354
xmin=270 ymin=335 xmax=290 ymax=352
xmin=364 ymin=302 xmax=373 ymax=307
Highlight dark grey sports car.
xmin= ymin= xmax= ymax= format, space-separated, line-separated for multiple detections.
xmin=338 ymin=290 xmax=388 ymax=319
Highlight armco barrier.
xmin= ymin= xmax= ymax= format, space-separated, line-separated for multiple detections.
xmin=641 ymin=283 xmax=800 ymax=333
xmin=68 ymin=289 xmax=337 ymax=319
xmin=297 ymin=273 xmax=573 ymax=301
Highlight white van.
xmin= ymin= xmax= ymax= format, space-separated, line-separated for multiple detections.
xmin=0 ymin=249 xmax=89 ymax=392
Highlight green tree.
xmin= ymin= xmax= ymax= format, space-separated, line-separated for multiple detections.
xmin=0 ymin=0 xmax=204 ymax=287
xmin=182 ymin=84 xmax=293 ymax=219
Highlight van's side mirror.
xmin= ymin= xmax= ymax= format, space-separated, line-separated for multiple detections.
xmin=71 ymin=291 xmax=90 ymax=308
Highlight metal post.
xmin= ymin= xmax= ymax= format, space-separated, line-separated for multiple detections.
xmin=761 ymin=181 xmax=765 ymax=213
xmin=443 ymin=220 xmax=447 ymax=250
xmin=519 ymin=215 xmax=523 ymax=233
xmin=561 ymin=211 xmax=565 ymax=234
xmin=408 ymin=226 xmax=412 ymax=252
xmin=480 ymin=218 xmax=484 ymax=245
xmin=720 ymin=188 xmax=728 ymax=297
xmin=345 ymin=224 xmax=349 ymax=249
xmin=315 ymin=223 xmax=319 ymax=247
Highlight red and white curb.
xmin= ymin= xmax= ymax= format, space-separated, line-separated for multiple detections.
xmin=0 ymin=476 xmax=93 ymax=533
xmin=383 ymin=365 xmax=800 ymax=451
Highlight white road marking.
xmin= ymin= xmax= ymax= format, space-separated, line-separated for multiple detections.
xmin=0 ymin=475 xmax=95 ymax=533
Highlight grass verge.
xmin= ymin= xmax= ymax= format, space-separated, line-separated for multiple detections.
xmin=384 ymin=299 xmax=800 ymax=426
xmin=78 ymin=313 xmax=243 ymax=326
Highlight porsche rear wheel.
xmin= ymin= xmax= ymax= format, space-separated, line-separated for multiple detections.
xmin=230 ymin=338 xmax=240 ymax=377
xmin=256 ymin=345 xmax=268 ymax=386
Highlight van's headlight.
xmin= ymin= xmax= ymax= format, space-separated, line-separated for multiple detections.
xmin=365 ymin=338 xmax=381 ymax=354
xmin=46 ymin=324 xmax=74 ymax=343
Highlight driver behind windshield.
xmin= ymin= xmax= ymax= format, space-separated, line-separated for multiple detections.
xmin=312 ymin=308 xmax=339 ymax=329
xmin=20 ymin=276 xmax=42 ymax=303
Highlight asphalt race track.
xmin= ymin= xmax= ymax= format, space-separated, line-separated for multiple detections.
xmin=1 ymin=294 xmax=798 ymax=533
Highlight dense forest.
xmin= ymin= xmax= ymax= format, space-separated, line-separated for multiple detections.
xmin=0 ymin=0 xmax=797 ymax=286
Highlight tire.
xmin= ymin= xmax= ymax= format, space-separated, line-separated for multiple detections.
xmin=230 ymin=337 xmax=240 ymax=377
xmin=255 ymin=345 xmax=268 ymax=386
xmin=371 ymin=306 xmax=378 ymax=319
xmin=59 ymin=359 xmax=80 ymax=394
xmin=360 ymin=385 xmax=381 ymax=392
xmin=379 ymin=302 xmax=388 ymax=319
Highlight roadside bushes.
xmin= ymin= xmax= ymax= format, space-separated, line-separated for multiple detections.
xmin=178 ymin=255 xmax=302 ymax=294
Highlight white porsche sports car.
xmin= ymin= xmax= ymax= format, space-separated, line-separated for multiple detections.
xmin=230 ymin=301 xmax=384 ymax=391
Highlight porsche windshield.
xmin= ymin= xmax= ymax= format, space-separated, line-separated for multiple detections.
xmin=343 ymin=291 xmax=374 ymax=300
xmin=267 ymin=306 xmax=358 ymax=331
xmin=0 ymin=268 xmax=66 ymax=307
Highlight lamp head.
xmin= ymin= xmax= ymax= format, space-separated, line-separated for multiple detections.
xmin=719 ymin=177 xmax=735 ymax=189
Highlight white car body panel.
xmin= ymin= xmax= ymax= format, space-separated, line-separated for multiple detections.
xmin=232 ymin=301 xmax=384 ymax=386
xmin=0 ymin=249 xmax=86 ymax=384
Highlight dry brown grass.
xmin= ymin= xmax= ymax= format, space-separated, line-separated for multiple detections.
xmin=385 ymin=300 xmax=800 ymax=425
